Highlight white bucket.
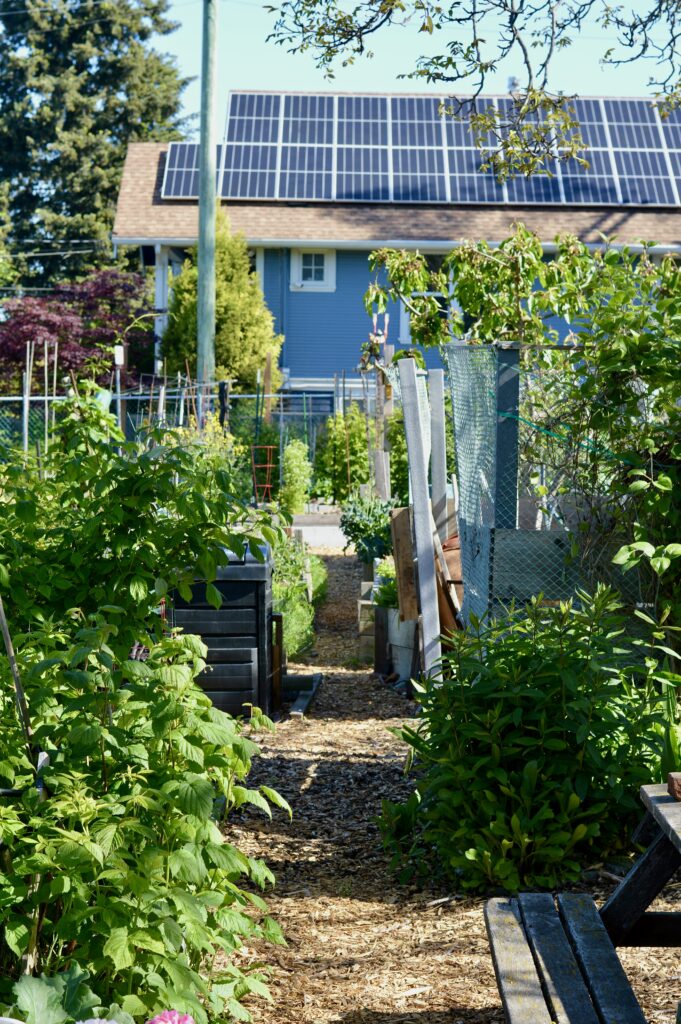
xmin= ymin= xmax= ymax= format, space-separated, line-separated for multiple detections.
xmin=388 ymin=609 xmax=417 ymax=680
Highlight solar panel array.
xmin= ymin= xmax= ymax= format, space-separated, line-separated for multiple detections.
xmin=160 ymin=93 xmax=681 ymax=207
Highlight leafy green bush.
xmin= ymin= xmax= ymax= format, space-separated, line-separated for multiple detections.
xmin=279 ymin=439 xmax=312 ymax=515
xmin=162 ymin=211 xmax=283 ymax=391
xmin=386 ymin=409 xmax=409 ymax=506
xmin=313 ymin=404 xmax=372 ymax=504
xmin=272 ymin=537 xmax=327 ymax=658
xmin=374 ymin=577 xmax=398 ymax=608
xmin=0 ymin=625 xmax=287 ymax=1024
xmin=340 ymin=494 xmax=393 ymax=563
xmin=381 ymin=587 xmax=668 ymax=893
xmin=0 ymin=391 xmax=288 ymax=1022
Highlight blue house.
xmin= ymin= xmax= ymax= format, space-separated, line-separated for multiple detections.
xmin=113 ymin=91 xmax=681 ymax=389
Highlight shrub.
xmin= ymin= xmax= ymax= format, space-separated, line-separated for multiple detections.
xmin=0 ymin=626 xmax=288 ymax=1024
xmin=313 ymin=404 xmax=372 ymax=504
xmin=279 ymin=439 xmax=312 ymax=515
xmin=381 ymin=587 xmax=668 ymax=893
xmin=386 ymin=409 xmax=409 ymax=506
xmin=0 ymin=390 xmax=288 ymax=1022
xmin=0 ymin=270 xmax=154 ymax=393
xmin=340 ymin=493 xmax=393 ymax=563
xmin=272 ymin=537 xmax=327 ymax=658
xmin=162 ymin=212 xmax=283 ymax=391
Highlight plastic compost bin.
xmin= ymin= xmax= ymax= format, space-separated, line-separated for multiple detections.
xmin=171 ymin=546 xmax=274 ymax=717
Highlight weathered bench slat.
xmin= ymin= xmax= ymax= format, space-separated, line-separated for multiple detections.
xmin=617 ymin=911 xmax=681 ymax=946
xmin=518 ymin=893 xmax=599 ymax=1024
xmin=600 ymin=831 xmax=681 ymax=944
xmin=484 ymin=899 xmax=553 ymax=1024
xmin=557 ymin=894 xmax=647 ymax=1024
xmin=640 ymin=784 xmax=681 ymax=855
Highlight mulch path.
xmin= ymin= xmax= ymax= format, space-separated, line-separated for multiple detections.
xmin=229 ymin=549 xmax=680 ymax=1024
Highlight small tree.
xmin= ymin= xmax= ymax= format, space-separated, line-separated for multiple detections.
xmin=0 ymin=269 xmax=154 ymax=393
xmin=163 ymin=212 xmax=283 ymax=390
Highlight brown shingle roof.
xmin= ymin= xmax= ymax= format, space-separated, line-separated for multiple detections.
xmin=113 ymin=142 xmax=681 ymax=248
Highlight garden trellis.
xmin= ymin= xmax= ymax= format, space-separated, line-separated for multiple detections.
xmin=442 ymin=342 xmax=642 ymax=624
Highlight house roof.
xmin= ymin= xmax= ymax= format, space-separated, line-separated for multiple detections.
xmin=113 ymin=142 xmax=681 ymax=249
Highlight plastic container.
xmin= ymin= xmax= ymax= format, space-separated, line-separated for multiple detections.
xmin=387 ymin=609 xmax=417 ymax=680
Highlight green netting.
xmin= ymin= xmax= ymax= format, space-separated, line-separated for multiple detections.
xmin=442 ymin=343 xmax=642 ymax=623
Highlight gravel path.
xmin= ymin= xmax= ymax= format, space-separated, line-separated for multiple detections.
xmin=230 ymin=549 xmax=680 ymax=1024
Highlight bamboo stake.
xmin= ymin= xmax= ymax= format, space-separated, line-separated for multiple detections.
xmin=43 ymin=341 xmax=49 ymax=453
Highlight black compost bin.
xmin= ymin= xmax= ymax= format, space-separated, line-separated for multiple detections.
xmin=172 ymin=547 xmax=273 ymax=716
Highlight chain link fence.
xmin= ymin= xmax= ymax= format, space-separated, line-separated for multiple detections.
xmin=442 ymin=343 xmax=642 ymax=623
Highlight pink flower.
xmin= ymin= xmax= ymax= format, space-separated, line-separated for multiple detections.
xmin=146 ymin=1013 xmax=195 ymax=1024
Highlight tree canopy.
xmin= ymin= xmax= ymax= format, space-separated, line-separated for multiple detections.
xmin=162 ymin=212 xmax=284 ymax=391
xmin=0 ymin=269 xmax=154 ymax=393
xmin=268 ymin=0 xmax=681 ymax=176
xmin=0 ymin=0 xmax=188 ymax=285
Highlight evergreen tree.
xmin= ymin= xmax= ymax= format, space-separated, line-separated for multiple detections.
xmin=0 ymin=0 xmax=188 ymax=284
xmin=163 ymin=212 xmax=284 ymax=390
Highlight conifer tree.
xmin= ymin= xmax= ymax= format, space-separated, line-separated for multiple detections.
xmin=0 ymin=0 xmax=187 ymax=284
xmin=162 ymin=212 xmax=284 ymax=390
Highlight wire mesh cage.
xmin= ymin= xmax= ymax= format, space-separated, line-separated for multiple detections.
xmin=442 ymin=342 xmax=642 ymax=623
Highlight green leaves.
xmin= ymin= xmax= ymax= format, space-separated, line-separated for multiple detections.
xmin=14 ymin=976 xmax=68 ymax=1024
xmin=103 ymin=927 xmax=136 ymax=971
xmin=176 ymin=773 xmax=216 ymax=819
xmin=381 ymin=588 xmax=665 ymax=893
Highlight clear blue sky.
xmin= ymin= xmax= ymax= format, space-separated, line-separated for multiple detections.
xmin=157 ymin=0 xmax=664 ymax=135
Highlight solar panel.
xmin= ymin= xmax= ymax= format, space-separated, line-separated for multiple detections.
xmin=159 ymin=92 xmax=681 ymax=208
xmin=161 ymin=142 xmax=222 ymax=199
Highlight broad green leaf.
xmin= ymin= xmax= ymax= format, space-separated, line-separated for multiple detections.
xmin=129 ymin=575 xmax=148 ymax=603
xmin=205 ymin=582 xmax=223 ymax=609
xmin=260 ymin=785 xmax=292 ymax=818
xmin=103 ymin=926 xmax=135 ymax=970
xmin=13 ymin=976 xmax=68 ymax=1024
xmin=176 ymin=774 xmax=215 ymax=819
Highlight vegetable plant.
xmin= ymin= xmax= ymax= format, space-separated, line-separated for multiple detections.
xmin=313 ymin=404 xmax=372 ymax=504
xmin=340 ymin=494 xmax=393 ymax=564
xmin=0 ymin=389 xmax=289 ymax=1022
xmin=279 ymin=439 xmax=312 ymax=515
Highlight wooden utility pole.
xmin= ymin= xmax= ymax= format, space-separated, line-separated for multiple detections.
xmin=197 ymin=0 xmax=218 ymax=399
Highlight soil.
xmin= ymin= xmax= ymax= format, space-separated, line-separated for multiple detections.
xmin=230 ymin=548 xmax=681 ymax=1024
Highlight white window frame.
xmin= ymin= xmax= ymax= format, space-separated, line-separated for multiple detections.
xmin=290 ymin=248 xmax=336 ymax=292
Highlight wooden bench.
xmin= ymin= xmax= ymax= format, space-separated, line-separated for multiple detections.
xmin=485 ymin=893 xmax=647 ymax=1023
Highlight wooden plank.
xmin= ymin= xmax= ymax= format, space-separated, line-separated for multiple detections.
xmin=557 ymin=894 xmax=647 ymax=1024
xmin=390 ymin=507 xmax=419 ymax=622
xmin=617 ymin=911 xmax=681 ymax=946
xmin=484 ymin=899 xmax=553 ymax=1024
xmin=518 ymin=893 xmax=599 ymax=1024
xmin=173 ymin=608 xmax=257 ymax=635
xmin=641 ymin=783 xmax=681 ymax=855
xmin=374 ymin=605 xmax=390 ymax=675
xmin=631 ymin=811 xmax=660 ymax=848
xmin=271 ymin=612 xmax=283 ymax=711
xmin=204 ymin=646 xmax=256 ymax=664
xmin=600 ymin=830 xmax=681 ymax=944
xmin=398 ymin=358 xmax=441 ymax=675
xmin=429 ymin=369 xmax=448 ymax=542
xmin=197 ymin=666 xmax=257 ymax=691
xmin=172 ymin=581 xmax=257 ymax=609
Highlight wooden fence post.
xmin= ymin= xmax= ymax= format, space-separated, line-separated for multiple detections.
xmin=398 ymin=358 xmax=441 ymax=676
xmin=429 ymin=368 xmax=449 ymax=542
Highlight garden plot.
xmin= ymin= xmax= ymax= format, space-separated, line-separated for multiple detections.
xmin=227 ymin=549 xmax=681 ymax=1024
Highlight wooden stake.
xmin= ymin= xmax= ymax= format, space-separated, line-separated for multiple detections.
xmin=0 ymin=593 xmax=34 ymax=763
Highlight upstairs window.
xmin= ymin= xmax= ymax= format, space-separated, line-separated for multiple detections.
xmin=291 ymin=249 xmax=336 ymax=292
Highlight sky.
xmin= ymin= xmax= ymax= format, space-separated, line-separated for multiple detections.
xmin=156 ymin=0 xmax=666 ymax=135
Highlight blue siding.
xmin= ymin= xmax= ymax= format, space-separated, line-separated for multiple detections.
xmin=262 ymin=248 xmax=402 ymax=379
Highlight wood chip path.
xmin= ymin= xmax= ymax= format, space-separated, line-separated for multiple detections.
xmin=230 ymin=549 xmax=680 ymax=1024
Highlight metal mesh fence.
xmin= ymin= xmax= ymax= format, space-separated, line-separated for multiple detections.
xmin=442 ymin=343 xmax=642 ymax=623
